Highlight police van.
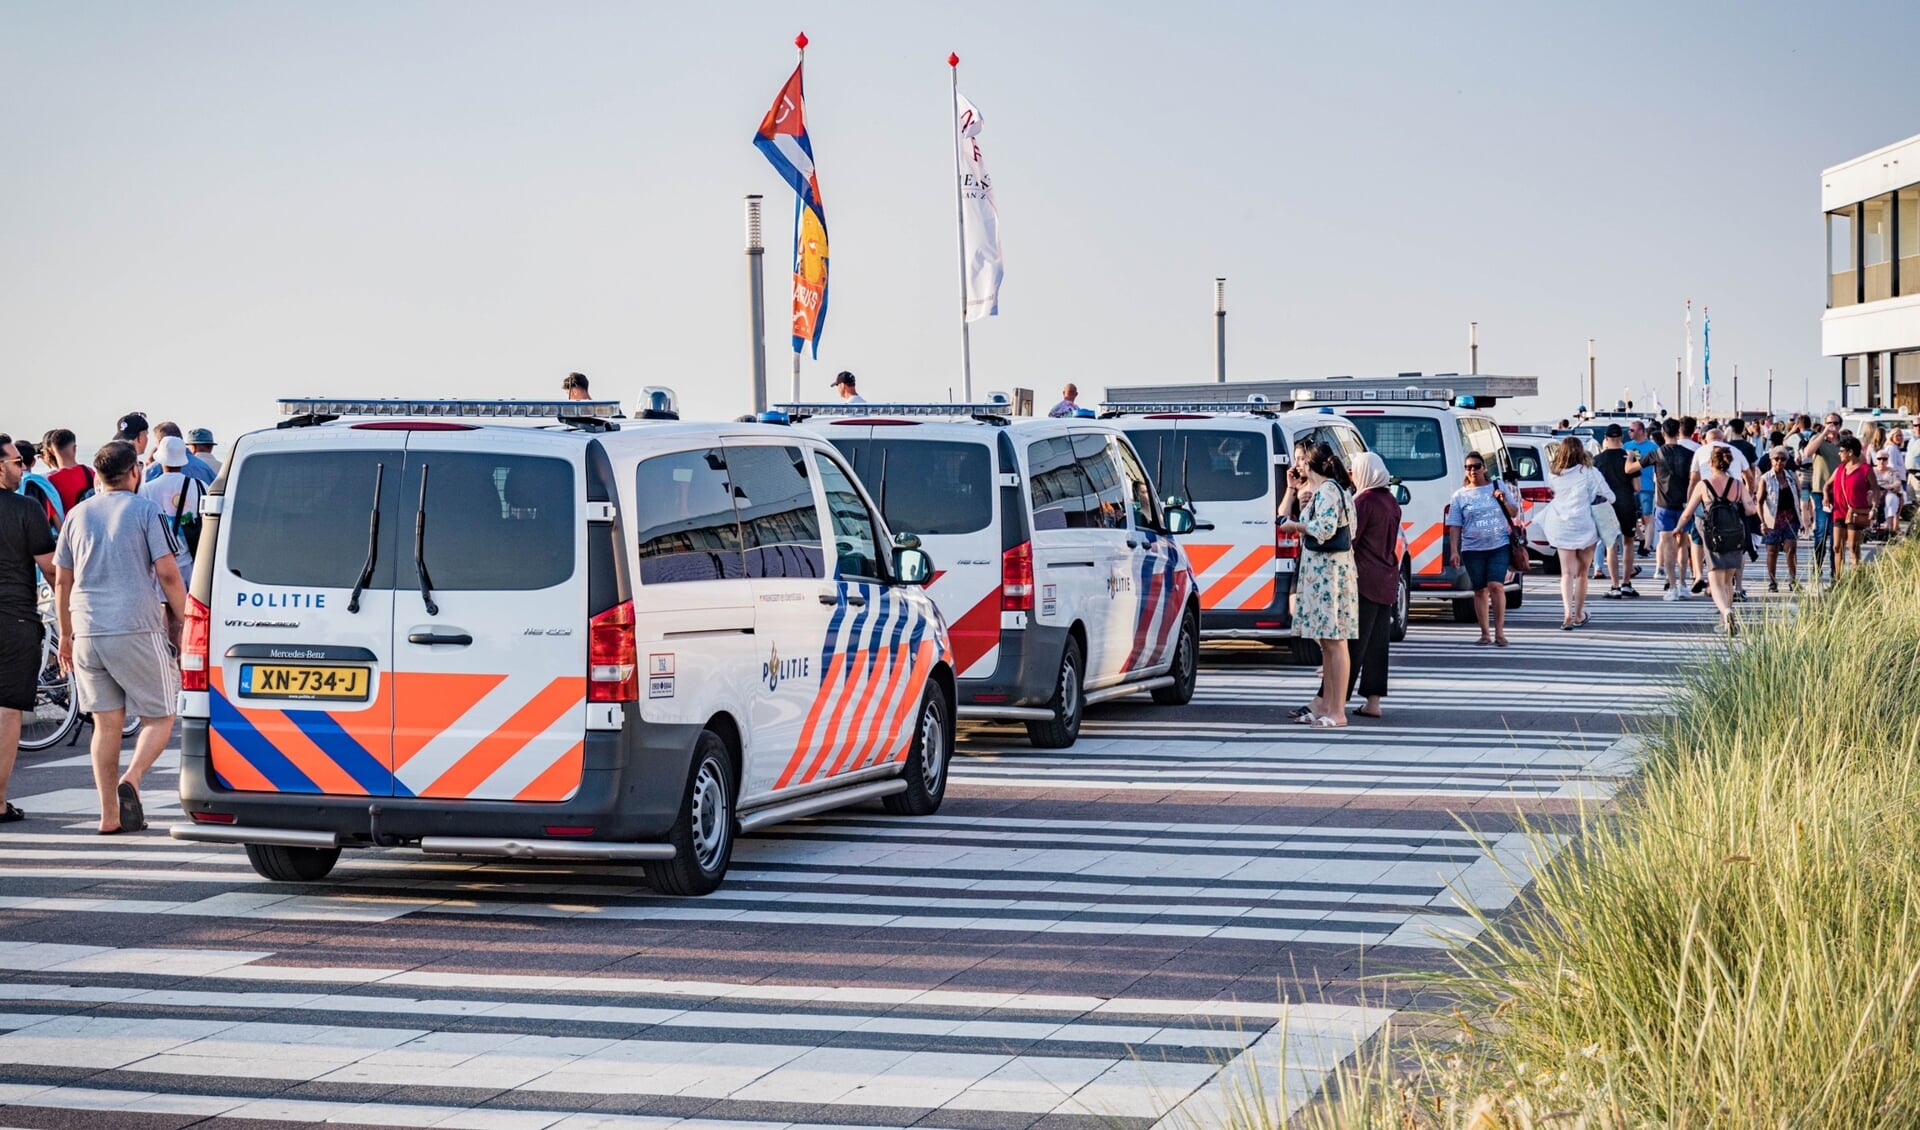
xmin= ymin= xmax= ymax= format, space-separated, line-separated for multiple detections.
xmin=785 ymin=400 xmax=1200 ymax=749
xmin=170 ymin=396 xmax=956 ymax=896
xmin=1102 ymin=398 xmax=1393 ymax=661
xmin=1322 ymin=388 xmax=1526 ymax=620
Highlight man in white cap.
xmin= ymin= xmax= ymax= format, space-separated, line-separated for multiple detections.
xmin=138 ymin=436 xmax=202 ymax=604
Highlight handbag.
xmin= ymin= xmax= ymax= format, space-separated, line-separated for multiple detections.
xmin=1500 ymin=488 xmax=1530 ymax=574
xmin=1301 ymin=487 xmax=1352 ymax=552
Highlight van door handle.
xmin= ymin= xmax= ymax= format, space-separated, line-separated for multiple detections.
xmin=1126 ymin=539 xmax=1140 ymax=548
xmin=821 ymin=592 xmax=867 ymax=607
xmin=408 ymin=630 xmax=474 ymax=646
xmin=1047 ymin=561 xmax=1096 ymax=568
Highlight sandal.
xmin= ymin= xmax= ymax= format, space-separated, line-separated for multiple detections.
xmin=1287 ymin=706 xmax=1313 ymax=721
xmin=1354 ymin=708 xmax=1383 ymax=719
xmin=1576 ymin=612 xmax=1591 ymax=627
xmin=1474 ymin=637 xmax=1492 ymax=646
xmin=0 ymin=802 xmax=23 ymax=824
xmin=1494 ymin=635 xmax=1510 ymax=647
xmin=97 ymin=826 xmax=128 ymax=836
xmin=1293 ymin=712 xmax=1319 ymax=725
xmin=1311 ymin=716 xmax=1347 ymax=728
xmin=117 ymin=782 xmax=145 ymax=833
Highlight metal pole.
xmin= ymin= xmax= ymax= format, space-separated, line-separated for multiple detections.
xmin=745 ymin=196 xmax=768 ymax=414
xmin=1768 ymin=367 xmax=1774 ymax=418
xmin=1732 ymin=363 xmax=1739 ymax=419
xmin=1470 ymin=322 xmax=1478 ymax=375
xmin=1675 ymin=358 xmax=1682 ymax=416
xmin=1587 ymin=339 xmax=1596 ymax=411
xmin=949 ymin=54 xmax=974 ymax=401
xmin=1214 ymin=278 xmax=1227 ymax=383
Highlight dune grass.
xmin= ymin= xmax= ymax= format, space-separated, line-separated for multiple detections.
xmin=1211 ymin=543 xmax=1920 ymax=1128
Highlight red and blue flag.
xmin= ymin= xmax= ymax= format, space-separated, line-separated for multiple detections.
xmin=755 ymin=58 xmax=829 ymax=358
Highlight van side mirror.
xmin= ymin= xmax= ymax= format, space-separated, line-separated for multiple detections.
xmin=891 ymin=532 xmax=934 ymax=585
xmin=1390 ymin=477 xmax=1412 ymax=506
xmin=1164 ymin=505 xmax=1196 ymax=536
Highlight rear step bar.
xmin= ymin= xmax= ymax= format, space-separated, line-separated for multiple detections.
xmin=419 ymin=838 xmax=674 ymax=862
xmin=1082 ymin=676 xmax=1174 ymax=706
xmin=170 ymin=825 xmax=340 ymax=850
xmin=956 ymin=676 xmax=1178 ymax=722
xmin=737 ymin=778 xmax=907 ymax=834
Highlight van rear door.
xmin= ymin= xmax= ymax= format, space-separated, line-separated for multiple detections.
xmin=1124 ymin=421 xmax=1277 ymax=614
xmin=210 ymin=433 xmax=403 ymax=796
xmin=388 ymin=431 xmax=588 ymax=802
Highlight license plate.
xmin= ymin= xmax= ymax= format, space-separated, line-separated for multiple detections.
xmin=238 ymin=664 xmax=370 ymax=701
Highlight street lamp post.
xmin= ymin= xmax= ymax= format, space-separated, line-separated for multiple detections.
xmin=744 ymin=195 xmax=768 ymax=415
xmin=1214 ymin=278 xmax=1226 ymax=383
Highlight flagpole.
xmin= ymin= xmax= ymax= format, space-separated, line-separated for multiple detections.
xmin=949 ymin=53 xmax=973 ymax=402
xmin=791 ymin=32 xmax=807 ymax=403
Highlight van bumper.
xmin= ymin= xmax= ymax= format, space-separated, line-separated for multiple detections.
xmin=174 ymin=714 xmax=700 ymax=847
xmin=1408 ymin=564 xmax=1523 ymax=601
xmin=955 ymin=624 xmax=1070 ymax=721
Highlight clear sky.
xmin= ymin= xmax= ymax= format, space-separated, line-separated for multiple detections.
xmin=4 ymin=0 xmax=1917 ymax=459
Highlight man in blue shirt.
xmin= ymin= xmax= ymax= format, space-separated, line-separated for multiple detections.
xmin=1048 ymin=383 xmax=1081 ymax=418
xmin=141 ymin=422 xmax=215 ymax=487
xmin=1624 ymin=419 xmax=1660 ymax=554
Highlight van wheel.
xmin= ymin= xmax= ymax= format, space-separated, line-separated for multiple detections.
xmin=1389 ymin=565 xmax=1411 ymax=643
xmin=1289 ymin=638 xmax=1322 ymax=666
xmin=1151 ymin=611 xmax=1198 ymax=705
xmin=1452 ymin=598 xmax=1478 ymax=624
xmin=1024 ymin=637 xmax=1084 ymax=748
xmin=649 ymin=732 xmax=735 ymax=897
xmin=884 ymin=684 xmax=951 ymax=816
xmin=244 ymin=843 xmax=340 ymax=882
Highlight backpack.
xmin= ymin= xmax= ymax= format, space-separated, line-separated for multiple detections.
xmin=1703 ymin=478 xmax=1747 ymax=556
xmin=168 ymin=476 xmax=204 ymax=557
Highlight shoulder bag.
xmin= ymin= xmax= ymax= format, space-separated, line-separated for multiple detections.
xmin=1499 ymin=488 xmax=1530 ymax=574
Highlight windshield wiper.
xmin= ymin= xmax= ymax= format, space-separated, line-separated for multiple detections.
xmin=346 ymin=463 xmax=385 ymax=614
xmin=413 ymin=463 xmax=439 ymax=616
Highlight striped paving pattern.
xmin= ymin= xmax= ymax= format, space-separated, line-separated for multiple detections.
xmin=0 ymin=563 xmax=1788 ymax=1128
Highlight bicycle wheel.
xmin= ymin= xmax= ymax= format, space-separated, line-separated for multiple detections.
xmin=19 ymin=629 xmax=79 ymax=752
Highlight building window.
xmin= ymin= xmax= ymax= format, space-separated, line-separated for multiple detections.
xmin=1893 ymin=351 xmax=1920 ymax=415
xmin=1898 ymin=187 xmax=1920 ymax=297
xmin=1863 ymin=193 xmax=1895 ymax=302
xmin=1829 ymin=206 xmax=1857 ymax=307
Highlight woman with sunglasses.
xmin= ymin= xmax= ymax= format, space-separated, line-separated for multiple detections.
xmin=1758 ymin=447 xmax=1800 ymax=591
xmin=1444 ymin=453 xmax=1517 ymax=647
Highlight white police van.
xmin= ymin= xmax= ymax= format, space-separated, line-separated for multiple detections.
xmin=1101 ymin=398 xmax=1392 ymax=661
xmin=170 ymin=396 xmax=956 ymax=896
xmin=785 ymin=400 xmax=1200 ymax=749
xmin=1322 ymin=388 xmax=1525 ymax=620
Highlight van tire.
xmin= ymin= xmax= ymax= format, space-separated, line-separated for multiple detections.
xmin=244 ymin=844 xmax=340 ymax=883
xmin=1289 ymin=638 xmax=1322 ymax=666
xmin=1024 ymin=637 xmax=1084 ymax=749
xmin=1151 ymin=611 xmax=1198 ymax=705
xmin=1389 ymin=564 xmax=1410 ymax=643
xmin=648 ymin=731 xmax=735 ymax=897
xmin=884 ymin=684 xmax=951 ymax=817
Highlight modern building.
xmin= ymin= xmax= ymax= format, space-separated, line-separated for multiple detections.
xmin=1823 ymin=132 xmax=1920 ymax=412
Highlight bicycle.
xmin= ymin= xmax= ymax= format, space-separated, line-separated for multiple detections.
xmin=18 ymin=584 xmax=146 ymax=753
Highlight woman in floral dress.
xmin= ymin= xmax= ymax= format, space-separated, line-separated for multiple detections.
xmin=1279 ymin=442 xmax=1359 ymax=727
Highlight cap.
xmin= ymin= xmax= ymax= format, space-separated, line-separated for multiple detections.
xmin=186 ymin=427 xmax=216 ymax=445
xmin=156 ymin=435 xmax=189 ymax=468
xmin=1604 ymin=423 xmax=1623 ymax=438
xmin=116 ymin=412 xmax=149 ymax=439
xmin=830 ymin=370 xmax=857 ymax=388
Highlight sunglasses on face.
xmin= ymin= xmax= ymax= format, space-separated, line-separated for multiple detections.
xmin=1464 ymin=464 xmax=1486 ymax=473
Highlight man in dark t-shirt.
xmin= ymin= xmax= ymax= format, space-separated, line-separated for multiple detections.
xmin=1 ymin=441 xmax=58 ymax=823
xmin=1593 ymin=424 xmax=1642 ymax=596
xmin=1652 ymin=417 xmax=1698 ymax=598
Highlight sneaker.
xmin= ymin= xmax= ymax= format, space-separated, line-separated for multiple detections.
xmin=1767 ymin=580 xmax=1779 ymax=593
xmin=1631 ymin=565 xmax=1644 ymax=578
xmin=1604 ymin=586 xmax=1621 ymax=599
xmin=1663 ymin=588 xmax=1680 ymax=602
xmin=1620 ymin=584 xmax=1641 ymax=598
xmin=1691 ymin=579 xmax=1708 ymax=595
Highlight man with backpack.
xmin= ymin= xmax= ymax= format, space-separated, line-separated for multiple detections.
xmin=138 ymin=436 xmax=202 ymax=648
xmin=1652 ymin=418 xmax=1698 ymax=601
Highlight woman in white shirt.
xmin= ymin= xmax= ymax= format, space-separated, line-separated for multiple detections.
xmin=1538 ymin=435 xmax=1614 ymax=630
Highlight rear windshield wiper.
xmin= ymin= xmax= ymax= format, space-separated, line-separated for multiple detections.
xmin=347 ymin=463 xmax=384 ymax=614
xmin=413 ymin=463 xmax=439 ymax=616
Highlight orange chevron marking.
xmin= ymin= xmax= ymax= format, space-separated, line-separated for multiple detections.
xmin=418 ymin=677 xmax=584 ymax=798
xmin=392 ymin=672 xmax=506 ymax=770
xmin=1236 ymin=578 xmax=1276 ymax=611
xmin=514 ymin=741 xmax=585 ymax=802
xmin=1200 ymin=547 xmax=1272 ymax=608
xmin=1182 ymin=543 xmax=1235 ymax=576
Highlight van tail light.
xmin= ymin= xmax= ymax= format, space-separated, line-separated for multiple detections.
xmin=180 ymin=596 xmax=211 ymax=692
xmin=1520 ymin=486 xmax=1555 ymax=503
xmin=1276 ymin=526 xmax=1301 ymax=562
xmin=1001 ymin=541 xmax=1034 ymax=612
xmin=588 ymin=600 xmax=638 ymax=702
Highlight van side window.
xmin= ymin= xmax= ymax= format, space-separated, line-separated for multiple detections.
xmin=727 ymin=445 xmax=825 ymax=579
xmin=1027 ymin=437 xmax=1092 ymax=531
xmin=1071 ymin=433 xmax=1130 ymax=530
xmin=634 ymin=449 xmax=744 ymax=584
xmin=1109 ymin=437 xmax=1161 ymax=531
xmin=810 ymin=453 xmax=884 ymax=582
xmin=1345 ymin=417 xmax=1447 ymax=482
xmin=404 ymin=453 xmax=575 ymax=591
xmin=226 ymin=450 xmax=403 ymax=588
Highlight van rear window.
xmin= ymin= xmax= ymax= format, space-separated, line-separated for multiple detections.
xmin=226 ymin=451 xmax=404 ymax=589
xmin=1121 ymin=428 xmax=1268 ymax=503
xmin=407 ymin=454 xmax=574 ymax=591
xmin=828 ymin=438 xmax=992 ymax=536
xmin=1344 ymin=417 xmax=1446 ymax=482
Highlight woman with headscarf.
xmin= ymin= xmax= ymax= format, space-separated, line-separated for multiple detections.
xmin=1345 ymin=452 xmax=1402 ymax=719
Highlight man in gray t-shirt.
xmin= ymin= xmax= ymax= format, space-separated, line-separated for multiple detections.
xmin=54 ymin=441 xmax=186 ymax=835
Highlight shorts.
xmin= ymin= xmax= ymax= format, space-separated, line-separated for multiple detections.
xmin=0 ymin=619 xmax=44 ymax=712
xmin=1637 ymin=489 xmax=1655 ymax=519
xmin=1460 ymin=546 xmax=1510 ymax=592
xmin=1654 ymin=507 xmax=1694 ymax=534
xmin=73 ymin=632 xmax=179 ymax=719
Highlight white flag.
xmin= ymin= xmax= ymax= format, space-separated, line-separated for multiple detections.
xmin=956 ymin=92 xmax=1002 ymax=321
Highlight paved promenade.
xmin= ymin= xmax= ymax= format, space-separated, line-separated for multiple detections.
xmin=0 ymin=567 xmax=1749 ymax=1129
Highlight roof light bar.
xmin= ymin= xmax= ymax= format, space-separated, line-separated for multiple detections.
xmin=776 ymin=401 xmax=1012 ymax=420
xmin=1097 ymin=400 xmax=1278 ymax=416
xmin=277 ymin=398 xmax=624 ymax=419
xmin=1289 ymin=387 xmax=1455 ymax=404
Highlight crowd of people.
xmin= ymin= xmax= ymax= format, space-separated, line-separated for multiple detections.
xmin=0 ymin=412 xmax=217 ymax=833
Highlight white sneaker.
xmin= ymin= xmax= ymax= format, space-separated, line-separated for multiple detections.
xmin=1663 ymin=589 xmax=1680 ymax=602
